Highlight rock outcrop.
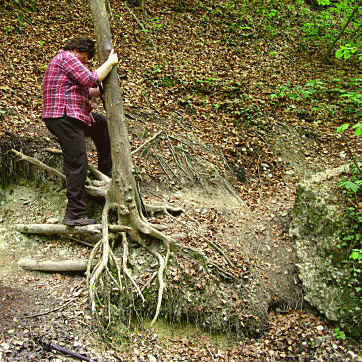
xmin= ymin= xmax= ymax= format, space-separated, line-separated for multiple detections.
xmin=289 ymin=164 xmax=354 ymax=321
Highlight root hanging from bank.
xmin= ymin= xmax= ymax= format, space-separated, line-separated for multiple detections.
xmin=11 ymin=141 xmax=241 ymax=328
xmin=11 ymin=148 xmax=183 ymax=327
xmin=121 ymin=233 xmax=145 ymax=303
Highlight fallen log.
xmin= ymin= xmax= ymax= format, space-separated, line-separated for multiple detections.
xmin=14 ymin=224 xmax=132 ymax=235
xmin=18 ymin=257 xmax=88 ymax=272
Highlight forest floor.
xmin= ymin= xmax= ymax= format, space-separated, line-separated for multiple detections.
xmin=0 ymin=179 xmax=360 ymax=361
xmin=0 ymin=0 xmax=361 ymax=360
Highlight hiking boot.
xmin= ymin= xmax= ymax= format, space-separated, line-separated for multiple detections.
xmin=63 ymin=216 xmax=97 ymax=226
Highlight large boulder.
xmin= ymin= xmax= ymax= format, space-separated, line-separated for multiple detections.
xmin=289 ymin=164 xmax=355 ymax=322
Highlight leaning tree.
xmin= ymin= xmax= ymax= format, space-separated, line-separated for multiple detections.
xmin=14 ymin=0 xmax=183 ymax=326
xmin=85 ymin=0 xmax=182 ymax=324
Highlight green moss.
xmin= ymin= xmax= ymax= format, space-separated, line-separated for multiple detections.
xmin=292 ymin=172 xmax=361 ymax=341
xmin=99 ymin=250 xmax=266 ymax=341
xmin=142 ymin=319 xmax=237 ymax=349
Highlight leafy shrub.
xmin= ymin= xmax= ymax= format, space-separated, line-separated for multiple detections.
xmin=335 ymin=119 xmax=361 ymax=341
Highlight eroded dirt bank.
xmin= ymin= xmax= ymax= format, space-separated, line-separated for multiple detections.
xmin=0 ymin=176 xmax=360 ymax=360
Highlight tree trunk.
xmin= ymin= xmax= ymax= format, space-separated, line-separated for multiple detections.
xmin=90 ymin=0 xmax=136 ymax=213
xmin=88 ymin=0 xmax=175 ymax=325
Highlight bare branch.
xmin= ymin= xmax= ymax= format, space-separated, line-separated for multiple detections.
xmin=11 ymin=149 xmax=65 ymax=180
xmin=131 ymin=131 xmax=162 ymax=155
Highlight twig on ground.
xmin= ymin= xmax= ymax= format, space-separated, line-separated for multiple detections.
xmin=183 ymin=214 xmax=235 ymax=268
xmin=166 ymin=136 xmax=191 ymax=180
xmin=182 ymin=151 xmax=199 ymax=180
xmin=125 ymin=109 xmax=146 ymax=123
xmin=154 ymin=154 xmax=174 ymax=181
xmin=24 ymin=298 xmax=76 ymax=319
xmin=37 ymin=338 xmax=94 ymax=362
xmin=44 ymin=148 xmax=62 ymax=154
xmin=61 ymin=235 xmax=95 ymax=248
xmin=131 ymin=131 xmax=162 ymax=155
xmin=168 ymin=135 xmax=212 ymax=153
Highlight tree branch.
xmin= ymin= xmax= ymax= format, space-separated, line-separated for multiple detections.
xmin=11 ymin=149 xmax=65 ymax=180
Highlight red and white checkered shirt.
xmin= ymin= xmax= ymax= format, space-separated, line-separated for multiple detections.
xmin=42 ymin=50 xmax=98 ymax=126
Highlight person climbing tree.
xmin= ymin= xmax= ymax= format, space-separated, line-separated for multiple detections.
xmin=42 ymin=37 xmax=118 ymax=226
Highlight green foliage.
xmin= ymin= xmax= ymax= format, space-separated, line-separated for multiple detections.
xmin=336 ymin=43 xmax=360 ymax=60
xmin=196 ymin=0 xmax=360 ymax=57
xmin=143 ymin=17 xmax=164 ymax=33
xmin=335 ymin=161 xmax=362 ymax=341
xmin=298 ymin=0 xmax=361 ymax=59
xmin=198 ymin=0 xmax=294 ymax=42
xmin=4 ymin=0 xmax=36 ymax=9
xmin=338 ymin=179 xmax=362 ymax=194
xmin=3 ymin=0 xmax=36 ymax=33
xmin=270 ymin=79 xmax=327 ymax=104
xmin=334 ymin=327 xmax=346 ymax=340
xmin=270 ymin=75 xmax=361 ymax=124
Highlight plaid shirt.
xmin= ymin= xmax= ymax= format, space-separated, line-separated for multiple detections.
xmin=42 ymin=50 xmax=98 ymax=126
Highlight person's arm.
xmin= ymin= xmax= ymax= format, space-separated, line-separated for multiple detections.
xmin=62 ymin=49 xmax=118 ymax=87
xmin=95 ymin=49 xmax=118 ymax=82
xmin=89 ymin=87 xmax=100 ymax=98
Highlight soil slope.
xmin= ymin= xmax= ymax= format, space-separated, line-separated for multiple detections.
xmin=0 ymin=0 xmax=361 ymax=360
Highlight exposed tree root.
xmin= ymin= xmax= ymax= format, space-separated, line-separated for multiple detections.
xmin=144 ymin=203 xmax=184 ymax=217
xmin=11 ymin=149 xmax=65 ymax=181
xmin=87 ymin=199 xmax=114 ymax=313
xmin=147 ymin=244 xmax=167 ymax=325
xmin=121 ymin=232 xmax=145 ymax=303
xmin=10 ymin=118 xmax=245 ymax=328
xmin=18 ymin=257 xmax=89 ymax=272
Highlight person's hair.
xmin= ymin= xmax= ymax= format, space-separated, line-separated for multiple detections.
xmin=63 ymin=38 xmax=95 ymax=59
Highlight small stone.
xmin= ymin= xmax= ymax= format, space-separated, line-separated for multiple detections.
xmin=347 ymin=351 xmax=357 ymax=359
xmin=0 ymin=343 xmax=10 ymax=351
xmin=339 ymin=151 xmax=346 ymax=159
xmin=316 ymin=325 xmax=324 ymax=332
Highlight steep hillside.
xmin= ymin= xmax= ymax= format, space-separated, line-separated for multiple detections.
xmin=1 ymin=0 xmax=359 ymax=202
xmin=0 ymin=0 xmax=360 ymax=360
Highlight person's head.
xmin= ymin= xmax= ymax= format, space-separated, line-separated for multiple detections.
xmin=63 ymin=38 xmax=95 ymax=64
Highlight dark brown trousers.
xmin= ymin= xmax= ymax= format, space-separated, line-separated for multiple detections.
xmin=45 ymin=113 xmax=111 ymax=218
